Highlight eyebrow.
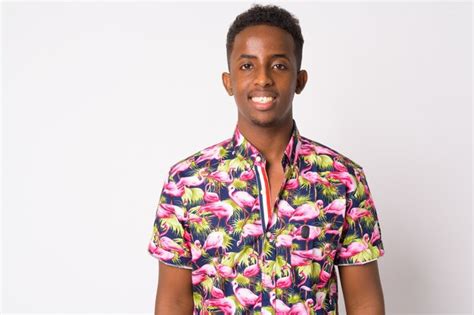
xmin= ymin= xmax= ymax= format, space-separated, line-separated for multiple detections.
xmin=238 ymin=53 xmax=290 ymax=61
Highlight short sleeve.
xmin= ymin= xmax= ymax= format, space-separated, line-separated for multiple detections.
xmin=335 ymin=166 xmax=385 ymax=266
xmin=147 ymin=169 xmax=192 ymax=270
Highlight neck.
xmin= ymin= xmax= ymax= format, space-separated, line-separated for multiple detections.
xmin=237 ymin=116 xmax=294 ymax=163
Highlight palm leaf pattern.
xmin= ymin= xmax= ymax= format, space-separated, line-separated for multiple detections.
xmin=148 ymin=120 xmax=385 ymax=314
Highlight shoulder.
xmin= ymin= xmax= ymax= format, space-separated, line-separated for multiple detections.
xmin=166 ymin=137 xmax=233 ymax=179
xmin=299 ymin=135 xmax=364 ymax=174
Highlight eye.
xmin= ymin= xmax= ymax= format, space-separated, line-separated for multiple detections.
xmin=274 ymin=64 xmax=288 ymax=70
xmin=240 ymin=63 xmax=253 ymax=70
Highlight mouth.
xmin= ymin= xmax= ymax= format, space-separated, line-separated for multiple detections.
xmin=248 ymin=95 xmax=277 ymax=110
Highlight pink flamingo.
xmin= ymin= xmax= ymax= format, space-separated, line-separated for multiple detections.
xmin=262 ymin=272 xmax=275 ymax=289
xmin=204 ymin=183 xmax=220 ymax=203
xmin=276 ymin=234 xmax=293 ymax=248
xmin=316 ymin=261 xmax=332 ymax=289
xmin=269 ymin=291 xmax=291 ymax=313
xmin=208 ymin=169 xmax=234 ymax=183
xmin=163 ymin=180 xmax=185 ymax=197
xmin=333 ymin=158 xmax=348 ymax=172
xmin=157 ymin=203 xmax=186 ymax=221
xmin=191 ymin=240 xmax=202 ymax=262
xmin=240 ymin=168 xmax=255 ymax=181
xmin=148 ymin=242 xmax=174 ymax=261
xmin=314 ymin=145 xmax=337 ymax=157
xmin=298 ymin=143 xmax=316 ymax=156
xmin=210 ymin=286 xmax=225 ymax=298
xmin=232 ymin=280 xmax=260 ymax=308
xmin=277 ymin=199 xmax=295 ymax=218
xmin=191 ymin=272 xmax=207 ymax=285
xmin=170 ymin=159 xmax=192 ymax=177
xmin=289 ymin=299 xmax=314 ymax=315
xmin=228 ymin=185 xmax=256 ymax=209
xmin=216 ymin=264 xmax=237 ymax=278
xmin=323 ymin=222 xmax=341 ymax=236
xmin=337 ymin=233 xmax=370 ymax=258
xmin=275 ymin=265 xmax=292 ymax=289
xmin=237 ymin=220 xmax=264 ymax=245
xmin=159 ymin=236 xmax=186 ymax=255
xmin=193 ymin=263 xmax=217 ymax=276
xmin=195 ymin=145 xmax=223 ymax=163
xmin=202 ymin=231 xmax=225 ymax=252
xmin=370 ymin=224 xmax=381 ymax=244
xmin=301 ymin=164 xmax=319 ymax=184
xmin=290 ymin=252 xmax=311 ymax=267
xmin=176 ymin=168 xmax=207 ymax=187
xmin=348 ymin=207 xmax=371 ymax=221
xmin=284 ymin=178 xmax=299 ymax=190
xmin=199 ymin=201 xmax=234 ymax=231
xmin=289 ymin=202 xmax=321 ymax=223
xmin=314 ymin=291 xmax=327 ymax=311
xmin=205 ymin=297 xmax=236 ymax=315
xmin=293 ymin=248 xmax=326 ymax=261
xmin=327 ymin=171 xmax=357 ymax=193
xmin=243 ymin=262 xmax=260 ymax=278
xmin=323 ymin=198 xmax=346 ymax=216
xmin=188 ymin=213 xmax=203 ymax=224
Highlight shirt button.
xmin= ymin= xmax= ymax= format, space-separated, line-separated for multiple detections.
xmin=266 ymin=232 xmax=272 ymax=238
xmin=256 ymin=156 xmax=261 ymax=162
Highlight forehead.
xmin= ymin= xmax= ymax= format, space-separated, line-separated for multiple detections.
xmin=231 ymin=24 xmax=295 ymax=58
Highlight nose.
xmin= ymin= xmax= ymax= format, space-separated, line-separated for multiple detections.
xmin=254 ymin=66 xmax=274 ymax=87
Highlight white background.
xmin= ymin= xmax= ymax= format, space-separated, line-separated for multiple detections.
xmin=2 ymin=1 xmax=472 ymax=314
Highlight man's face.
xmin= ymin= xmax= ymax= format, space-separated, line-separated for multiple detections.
xmin=222 ymin=24 xmax=307 ymax=128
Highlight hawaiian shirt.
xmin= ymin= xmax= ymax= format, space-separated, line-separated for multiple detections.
xmin=147 ymin=119 xmax=385 ymax=315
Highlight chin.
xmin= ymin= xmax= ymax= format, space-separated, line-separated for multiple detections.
xmin=248 ymin=116 xmax=280 ymax=128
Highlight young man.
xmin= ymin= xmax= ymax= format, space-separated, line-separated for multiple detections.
xmin=148 ymin=4 xmax=385 ymax=315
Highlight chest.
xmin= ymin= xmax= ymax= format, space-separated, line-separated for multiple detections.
xmin=266 ymin=163 xmax=286 ymax=209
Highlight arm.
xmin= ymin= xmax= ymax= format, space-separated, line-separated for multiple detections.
xmin=155 ymin=261 xmax=193 ymax=315
xmin=338 ymin=260 xmax=385 ymax=315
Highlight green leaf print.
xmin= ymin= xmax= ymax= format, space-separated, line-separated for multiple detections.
xmin=234 ymin=245 xmax=255 ymax=267
xmin=182 ymin=187 xmax=204 ymax=204
xmin=287 ymin=293 xmax=303 ymax=304
xmin=161 ymin=217 xmax=183 ymax=235
xmin=193 ymin=292 xmax=203 ymax=309
xmin=232 ymin=178 xmax=247 ymax=189
xmin=229 ymin=154 xmax=249 ymax=171
xmin=292 ymin=194 xmax=310 ymax=206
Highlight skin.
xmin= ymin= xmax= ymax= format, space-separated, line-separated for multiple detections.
xmin=222 ymin=24 xmax=308 ymax=204
xmin=154 ymin=24 xmax=385 ymax=315
xmin=339 ymin=261 xmax=386 ymax=314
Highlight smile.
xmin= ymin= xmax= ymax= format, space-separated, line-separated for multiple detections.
xmin=249 ymin=96 xmax=276 ymax=110
xmin=251 ymin=96 xmax=274 ymax=103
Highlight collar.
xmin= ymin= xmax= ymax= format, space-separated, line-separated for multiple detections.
xmin=230 ymin=119 xmax=301 ymax=168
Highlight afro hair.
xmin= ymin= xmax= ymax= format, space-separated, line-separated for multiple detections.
xmin=226 ymin=3 xmax=304 ymax=72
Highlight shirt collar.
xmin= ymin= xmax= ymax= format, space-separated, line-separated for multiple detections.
xmin=230 ymin=119 xmax=301 ymax=167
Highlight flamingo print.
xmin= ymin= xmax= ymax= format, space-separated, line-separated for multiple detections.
xmin=205 ymin=297 xmax=236 ymax=315
xmin=232 ymin=280 xmax=260 ymax=308
xmin=337 ymin=233 xmax=370 ymax=259
xmin=228 ymin=185 xmax=256 ymax=209
xmin=148 ymin=119 xmax=385 ymax=314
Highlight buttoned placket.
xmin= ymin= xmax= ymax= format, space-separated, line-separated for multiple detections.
xmin=253 ymin=153 xmax=294 ymax=311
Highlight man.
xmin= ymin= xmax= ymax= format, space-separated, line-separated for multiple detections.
xmin=148 ymin=4 xmax=385 ymax=315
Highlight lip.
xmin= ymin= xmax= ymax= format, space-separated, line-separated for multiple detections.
xmin=248 ymin=96 xmax=277 ymax=111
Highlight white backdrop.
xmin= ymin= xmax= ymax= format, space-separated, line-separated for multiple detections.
xmin=2 ymin=1 xmax=472 ymax=314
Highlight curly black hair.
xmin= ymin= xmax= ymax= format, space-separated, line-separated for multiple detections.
xmin=226 ymin=3 xmax=304 ymax=72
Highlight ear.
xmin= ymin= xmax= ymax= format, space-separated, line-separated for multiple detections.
xmin=222 ymin=72 xmax=233 ymax=96
xmin=295 ymin=70 xmax=308 ymax=94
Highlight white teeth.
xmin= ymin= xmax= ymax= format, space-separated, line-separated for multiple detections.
xmin=251 ymin=96 xmax=274 ymax=103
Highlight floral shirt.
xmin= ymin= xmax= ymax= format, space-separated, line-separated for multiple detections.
xmin=147 ymin=119 xmax=385 ymax=315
